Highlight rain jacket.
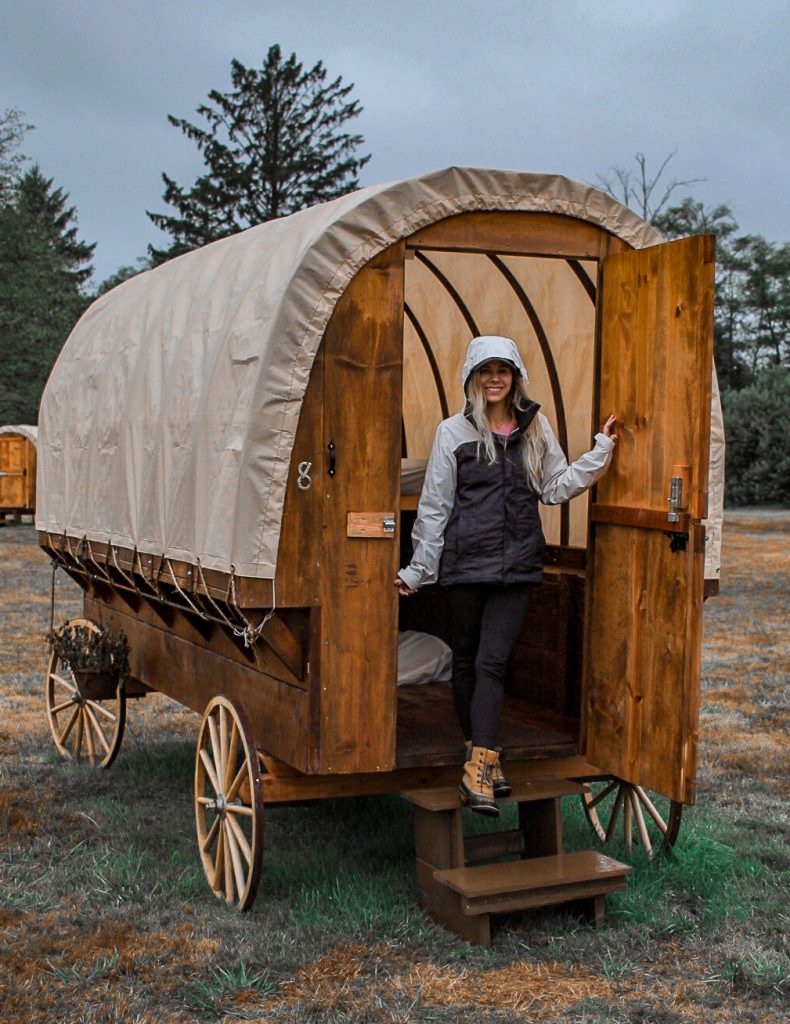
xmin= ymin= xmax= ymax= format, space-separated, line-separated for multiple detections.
xmin=398 ymin=336 xmax=615 ymax=590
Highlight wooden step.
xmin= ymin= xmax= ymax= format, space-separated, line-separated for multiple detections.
xmin=403 ymin=778 xmax=584 ymax=812
xmin=434 ymin=850 xmax=631 ymax=917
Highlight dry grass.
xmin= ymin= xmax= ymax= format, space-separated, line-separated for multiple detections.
xmin=0 ymin=515 xmax=788 ymax=1023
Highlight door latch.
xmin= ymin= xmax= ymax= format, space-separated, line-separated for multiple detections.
xmin=664 ymin=530 xmax=689 ymax=553
xmin=668 ymin=475 xmax=683 ymax=523
xmin=383 ymin=516 xmax=396 ymax=534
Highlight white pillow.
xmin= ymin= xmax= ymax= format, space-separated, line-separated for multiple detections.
xmin=397 ymin=630 xmax=452 ymax=686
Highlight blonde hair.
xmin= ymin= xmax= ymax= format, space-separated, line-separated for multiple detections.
xmin=466 ymin=369 xmax=547 ymax=491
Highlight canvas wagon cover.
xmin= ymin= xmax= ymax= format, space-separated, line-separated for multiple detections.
xmin=36 ymin=166 xmax=722 ymax=580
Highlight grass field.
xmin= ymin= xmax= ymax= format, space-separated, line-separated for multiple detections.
xmin=0 ymin=514 xmax=788 ymax=1023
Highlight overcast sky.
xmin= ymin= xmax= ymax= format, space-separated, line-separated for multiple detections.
xmin=2 ymin=0 xmax=788 ymax=284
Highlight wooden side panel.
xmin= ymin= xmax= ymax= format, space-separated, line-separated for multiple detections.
xmin=319 ymin=242 xmax=404 ymax=773
xmin=86 ymin=596 xmax=310 ymax=771
xmin=583 ymin=236 xmax=714 ymax=804
xmin=275 ymin=345 xmax=324 ymax=607
xmin=0 ymin=436 xmax=35 ymax=511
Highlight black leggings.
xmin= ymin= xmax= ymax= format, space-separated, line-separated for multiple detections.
xmin=447 ymin=583 xmax=533 ymax=750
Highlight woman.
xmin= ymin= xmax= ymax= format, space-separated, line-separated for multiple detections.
xmin=395 ymin=335 xmax=617 ymax=816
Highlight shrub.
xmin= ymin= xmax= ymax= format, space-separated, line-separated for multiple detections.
xmin=722 ymin=367 xmax=790 ymax=506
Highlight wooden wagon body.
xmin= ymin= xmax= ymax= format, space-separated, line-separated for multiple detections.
xmin=37 ymin=168 xmax=720 ymax=923
xmin=0 ymin=425 xmax=37 ymax=521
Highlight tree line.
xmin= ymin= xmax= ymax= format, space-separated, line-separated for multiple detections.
xmin=1 ymin=46 xmax=788 ymax=504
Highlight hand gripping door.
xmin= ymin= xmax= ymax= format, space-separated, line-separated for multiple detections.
xmin=582 ymin=235 xmax=714 ymax=805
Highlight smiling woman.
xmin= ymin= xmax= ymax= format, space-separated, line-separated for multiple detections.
xmin=396 ymin=334 xmax=617 ymax=814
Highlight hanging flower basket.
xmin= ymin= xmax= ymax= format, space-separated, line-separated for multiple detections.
xmin=47 ymin=623 xmax=130 ymax=701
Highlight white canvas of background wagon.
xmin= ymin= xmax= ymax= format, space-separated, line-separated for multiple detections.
xmin=35 ymin=167 xmax=723 ymax=941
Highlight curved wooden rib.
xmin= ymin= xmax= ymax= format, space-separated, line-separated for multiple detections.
xmin=487 ymin=254 xmax=570 ymax=544
xmin=414 ymin=251 xmax=480 ymax=338
xmin=404 ymin=303 xmax=450 ymax=421
xmin=567 ymin=259 xmax=597 ymax=304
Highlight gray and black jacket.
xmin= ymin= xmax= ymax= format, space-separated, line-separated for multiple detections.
xmin=398 ymin=408 xmax=614 ymax=590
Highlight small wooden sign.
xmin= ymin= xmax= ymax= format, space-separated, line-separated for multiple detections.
xmin=346 ymin=512 xmax=396 ymax=538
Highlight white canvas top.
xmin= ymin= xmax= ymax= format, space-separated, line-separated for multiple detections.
xmin=36 ymin=166 xmax=720 ymax=579
xmin=0 ymin=424 xmax=38 ymax=445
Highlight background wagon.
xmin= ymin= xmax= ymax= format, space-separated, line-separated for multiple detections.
xmin=0 ymin=424 xmax=37 ymax=525
xmin=36 ymin=167 xmax=722 ymax=936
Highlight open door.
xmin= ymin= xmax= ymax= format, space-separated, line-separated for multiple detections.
xmin=582 ymin=235 xmax=714 ymax=805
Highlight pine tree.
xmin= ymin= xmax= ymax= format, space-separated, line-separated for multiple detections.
xmin=0 ymin=166 xmax=95 ymax=423
xmin=147 ymin=45 xmax=370 ymax=264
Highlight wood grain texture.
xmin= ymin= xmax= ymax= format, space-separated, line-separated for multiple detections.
xmin=86 ymin=597 xmax=311 ymax=771
xmin=275 ymin=345 xmax=324 ymax=607
xmin=346 ymin=512 xmax=396 ymax=538
xmin=406 ymin=212 xmax=631 ymax=260
xmin=0 ymin=435 xmax=36 ymax=512
xmin=318 ymin=242 xmax=405 ymax=773
xmin=583 ymin=236 xmax=714 ymax=804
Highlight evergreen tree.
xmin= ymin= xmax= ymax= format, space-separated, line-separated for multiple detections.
xmin=0 ymin=166 xmax=95 ymax=423
xmin=147 ymin=45 xmax=370 ymax=264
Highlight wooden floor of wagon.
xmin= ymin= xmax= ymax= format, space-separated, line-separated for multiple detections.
xmin=395 ymin=683 xmax=577 ymax=768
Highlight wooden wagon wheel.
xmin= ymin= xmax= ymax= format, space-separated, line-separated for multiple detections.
xmin=45 ymin=618 xmax=126 ymax=768
xmin=194 ymin=695 xmax=263 ymax=911
xmin=581 ymin=778 xmax=683 ymax=859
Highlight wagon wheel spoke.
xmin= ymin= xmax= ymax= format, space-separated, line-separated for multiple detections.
xmin=630 ymin=788 xmax=652 ymax=857
xmin=57 ymin=705 xmax=80 ymax=747
xmin=225 ymin=763 xmax=248 ymax=804
xmin=50 ymin=697 xmax=76 ymax=715
xmin=223 ymin=719 xmax=239 ymax=793
xmin=83 ymin=709 xmax=97 ymax=765
xmin=623 ymin=788 xmax=633 ymax=851
xmin=207 ymin=715 xmax=223 ymax=786
xmin=84 ymin=704 xmax=112 ymax=755
xmin=225 ymin=810 xmax=252 ymax=865
xmin=199 ymin=747 xmax=222 ymax=796
xmin=586 ymin=778 xmax=618 ymax=809
xmin=88 ymin=699 xmax=118 ymax=723
xmin=202 ymin=815 xmax=221 ymax=855
xmin=73 ymin=710 xmax=85 ymax=762
xmin=635 ymin=785 xmax=669 ymax=834
xmin=212 ymin=823 xmax=226 ymax=893
xmin=50 ymin=672 xmax=77 ymax=693
xmin=581 ymin=777 xmax=683 ymax=859
xmin=194 ymin=695 xmax=263 ymax=912
xmin=223 ymin=829 xmax=235 ymax=904
xmin=225 ymin=803 xmax=254 ymax=818
xmin=45 ymin=618 xmax=127 ymax=769
xmin=225 ymin=819 xmax=247 ymax=898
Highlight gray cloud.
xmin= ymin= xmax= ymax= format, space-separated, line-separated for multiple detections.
xmin=2 ymin=0 xmax=787 ymax=283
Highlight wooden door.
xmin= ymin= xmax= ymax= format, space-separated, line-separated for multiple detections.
xmin=0 ymin=437 xmax=27 ymax=509
xmin=318 ymin=243 xmax=405 ymax=774
xmin=582 ymin=235 xmax=714 ymax=804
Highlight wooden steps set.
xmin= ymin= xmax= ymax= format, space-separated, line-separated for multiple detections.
xmin=403 ymin=779 xmax=631 ymax=946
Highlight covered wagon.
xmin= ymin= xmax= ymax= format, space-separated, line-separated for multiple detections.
xmin=36 ymin=167 xmax=722 ymax=936
xmin=0 ymin=424 xmax=37 ymax=524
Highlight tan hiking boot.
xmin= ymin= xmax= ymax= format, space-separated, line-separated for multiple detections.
xmin=459 ymin=746 xmax=499 ymax=816
xmin=465 ymin=741 xmax=511 ymax=798
xmin=491 ymin=748 xmax=512 ymax=798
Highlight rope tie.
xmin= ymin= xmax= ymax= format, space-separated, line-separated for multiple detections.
xmin=195 ymin=560 xmax=237 ymax=631
xmin=227 ymin=566 xmax=276 ymax=648
xmin=108 ymin=542 xmax=140 ymax=593
xmin=163 ymin=557 xmax=209 ymax=620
